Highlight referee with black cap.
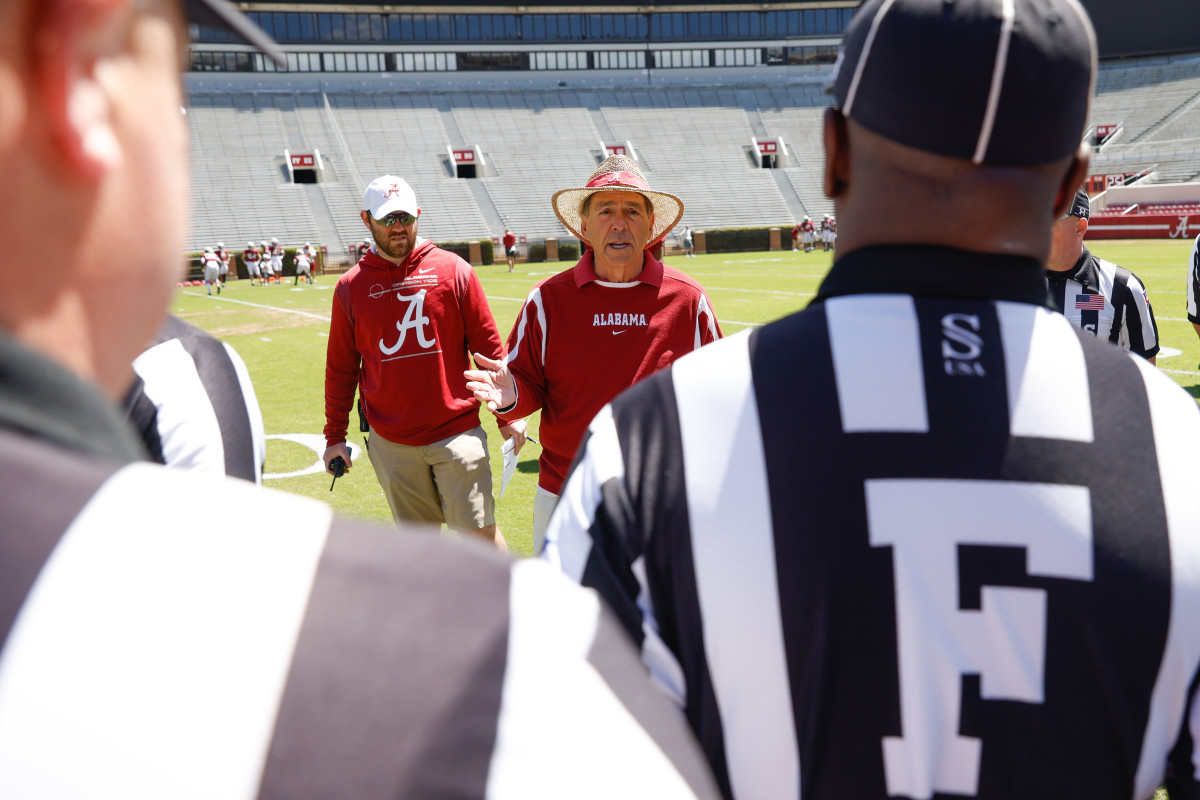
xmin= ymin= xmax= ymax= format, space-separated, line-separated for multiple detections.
xmin=545 ymin=0 xmax=1200 ymax=797
xmin=1047 ymin=188 xmax=1159 ymax=361
xmin=0 ymin=1 xmax=719 ymax=797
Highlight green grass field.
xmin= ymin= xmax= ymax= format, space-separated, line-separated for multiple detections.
xmin=172 ymin=238 xmax=1200 ymax=557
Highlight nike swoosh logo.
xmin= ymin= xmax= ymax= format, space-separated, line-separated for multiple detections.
xmin=418 ymin=266 xmax=436 ymax=274
xmin=612 ymin=329 xmax=628 ymax=335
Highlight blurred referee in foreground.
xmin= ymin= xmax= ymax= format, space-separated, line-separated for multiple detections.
xmin=545 ymin=0 xmax=1200 ymax=797
xmin=125 ymin=314 xmax=267 ymax=483
xmin=0 ymin=1 xmax=717 ymax=797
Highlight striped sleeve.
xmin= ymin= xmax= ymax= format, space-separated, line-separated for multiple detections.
xmin=543 ymin=404 xmax=690 ymax=709
xmin=1116 ymin=270 xmax=1159 ymax=359
xmin=1130 ymin=356 xmax=1200 ymax=797
xmin=0 ymin=464 xmax=332 ymax=799
xmin=129 ymin=316 xmax=264 ymax=482
xmin=0 ymin=459 xmax=717 ymax=799
xmin=503 ymin=288 xmax=549 ymax=419
xmin=695 ymin=291 xmax=721 ymax=349
xmin=223 ymin=342 xmax=266 ymax=483
xmin=1187 ymin=235 xmax=1200 ymax=325
xmin=487 ymin=560 xmax=718 ymax=799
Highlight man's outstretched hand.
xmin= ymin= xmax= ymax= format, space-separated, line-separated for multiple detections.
xmin=465 ymin=352 xmax=516 ymax=412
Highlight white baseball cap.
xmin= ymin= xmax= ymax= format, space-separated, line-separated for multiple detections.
xmin=364 ymin=176 xmax=419 ymax=220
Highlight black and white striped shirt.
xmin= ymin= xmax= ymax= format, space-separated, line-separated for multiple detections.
xmin=546 ymin=245 xmax=1200 ymax=800
xmin=124 ymin=315 xmax=266 ymax=483
xmin=1186 ymin=233 xmax=1200 ymax=326
xmin=0 ymin=338 xmax=719 ymax=799
xmin=1046 ymin=247 xmax=1159 ymax=359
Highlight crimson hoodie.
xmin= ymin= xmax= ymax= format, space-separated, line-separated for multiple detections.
xmin=324 ymin=239 xmax=503 ymax=448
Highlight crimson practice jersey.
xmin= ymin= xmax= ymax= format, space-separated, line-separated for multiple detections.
xmin=500 ymin=250 xmax=720 ymax=495
xmin=546 ymin=245 xmax=1200 ymax=799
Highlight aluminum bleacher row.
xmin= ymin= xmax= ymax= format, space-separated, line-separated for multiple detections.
xmin=184 ymin=53 xmax=1200 ymax=258
xmin=1088 ymin=53 xmax=1200 ymax=187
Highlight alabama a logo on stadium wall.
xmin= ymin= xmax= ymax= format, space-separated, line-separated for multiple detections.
xmin=1170 ymin=215 xmax=1191 ymax=239
xmin=380 ymin=289 xmax=435 ymax=354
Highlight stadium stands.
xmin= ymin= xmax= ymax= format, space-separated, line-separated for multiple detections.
xmin=183 ymin=52 xmax=1200 ymax=258
xmin=450 ymin=91 xmax=602 ymax=238
xmin=1088 ymin=53 xmax=1200 ymax=185
xmin=188 ymin=94 xmax=320 ymax=250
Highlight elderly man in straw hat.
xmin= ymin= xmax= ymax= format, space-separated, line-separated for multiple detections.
xmin=466 ymin=154 xmax=721 ymax=550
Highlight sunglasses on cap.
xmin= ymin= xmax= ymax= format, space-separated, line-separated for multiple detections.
xmin=373 ymin=211 xmax=417 ymax=228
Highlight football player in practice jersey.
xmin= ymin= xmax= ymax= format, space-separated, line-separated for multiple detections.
xmin=214 ymin=241 xmax=229 ymax=286
xmin=200 ymin=247 xmax=222 ymax=295
xmin=294 ymin=248 xmax=313 ymax=284
xmin=268 ymin=237 xmax=284 ymax=281
xmin=800 ymin=215 xmax=816 ymax=251
xmin=303 ymin=241 xmax=319 ymax=279
xmin=243 ymin=240 xmax=261 ymax=285
xmin=259 ymin=240 xmax=274 ymax=283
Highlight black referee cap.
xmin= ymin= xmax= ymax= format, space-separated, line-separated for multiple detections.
xmin=1065 ymin=188 xmax=1091 ymax=219
xmin=830 ymin=0 xmax=1097 ymax=166
xmin=184 ymin=0 xmax=285 ymax=67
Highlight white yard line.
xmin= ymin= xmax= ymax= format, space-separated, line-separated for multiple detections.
xmin=707 ymin=287 xmax=815 ymax=298
xmin=183 ymin=291 xmax=332 ymax=322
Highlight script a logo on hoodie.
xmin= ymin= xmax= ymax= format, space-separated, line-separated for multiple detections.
xmin=380 ymin=289 xmax=436 ymax=356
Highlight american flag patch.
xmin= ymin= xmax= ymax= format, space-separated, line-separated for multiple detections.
xmin=1075 ymin=293 xmax=1105 ymax=310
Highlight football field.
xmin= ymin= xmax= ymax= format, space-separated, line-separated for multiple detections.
xmin=172 ymin=238 xmax=1200 ymax=556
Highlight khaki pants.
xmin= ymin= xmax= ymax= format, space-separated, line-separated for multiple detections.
xmin=367 ymin=425 xmax=495 ymax=532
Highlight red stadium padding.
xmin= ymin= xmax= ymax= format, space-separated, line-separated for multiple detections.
xmin=1087 ymin=212 xmax=1198 ymax=240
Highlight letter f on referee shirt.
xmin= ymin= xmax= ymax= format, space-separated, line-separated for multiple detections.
xmin=867 ymin=479 xmax=1093 ymax=799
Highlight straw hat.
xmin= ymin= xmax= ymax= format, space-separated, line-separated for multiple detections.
xmin=551 ymin=155 xmax=683 ymax=247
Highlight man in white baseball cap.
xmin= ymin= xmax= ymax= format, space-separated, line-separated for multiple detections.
xmin=323 ymin=175 xmax=525 ymax=550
